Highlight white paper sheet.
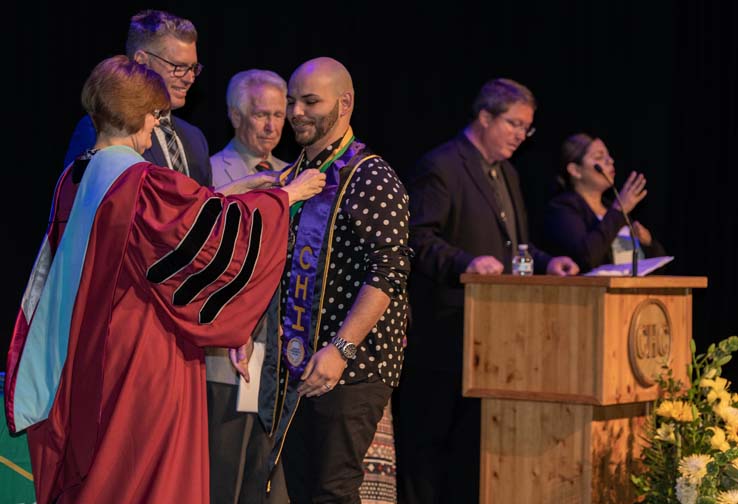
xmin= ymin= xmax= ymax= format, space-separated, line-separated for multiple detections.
xmin=584 ymin=256 xmax=674 ymax=277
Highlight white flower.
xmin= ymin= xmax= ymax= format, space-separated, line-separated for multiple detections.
xmin=678 ymin=454 xmax=713 ymax=485
xmin=675 ymin=476 xmax=698 ymax=504
xmin=717 ymin=489 xmax=738 ymax=504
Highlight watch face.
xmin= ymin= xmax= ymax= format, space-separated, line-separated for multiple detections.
xmin=344 ymin=342 xmax=358 ymax=359
xmin=331 ymin=336 xmax=358 ymax=360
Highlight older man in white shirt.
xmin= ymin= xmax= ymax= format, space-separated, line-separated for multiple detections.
xmin=207 ymin=68 xmax=289 ymax=504
xmin=211 ymin=69 xmax=289 ymax=188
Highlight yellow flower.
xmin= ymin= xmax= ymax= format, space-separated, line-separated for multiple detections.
xmin=655 ymin=400 xmax=696 ymax=421
xmin=701 ymin=377 xmax=716 ymax=389
xmin=708 ymin=388 xmax=732 ymax=406
xmin=717 ymin=489 xmax=738 ymax=504
xmin=655 ymin=423 xmax=676 ymax=443
xmin=673 ymin=401 xmax=698 ymax=422
xmin=656 ymin=400 xmax=675 ymax=418
xmin=726 ymin=424 xmax=738 ymax=444
xmin=715 ymin=377 xmax=730 ymax=390
xmin=708 ymin=427 xmax=731 ymax=452
xmin=701 ymin=376 xmax=729 ymax=391
xmin=705 ymin=368 xmax=718 ymax=379
xmin=678 ymin=454 xmax=713 ymax=485
xmin=716 ymin=404 xmax=738 ymax=428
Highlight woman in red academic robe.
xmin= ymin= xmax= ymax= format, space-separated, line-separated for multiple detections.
xmin=4 ymin=55 xmax=324 ymax=504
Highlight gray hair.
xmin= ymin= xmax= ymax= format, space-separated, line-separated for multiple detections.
xmin=472 ymin=78 xmax=537 ymax=117
xmin=125 ymin=10 xmax=198 ymax=57
xmin=226 ymin=69 xmax=287 ymax=114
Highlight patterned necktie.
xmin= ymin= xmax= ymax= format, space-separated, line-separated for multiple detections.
xmin=255 ymin=160 xmax=273 ymax=172
xmin=158 ymin=117 xmax=186 ymax=174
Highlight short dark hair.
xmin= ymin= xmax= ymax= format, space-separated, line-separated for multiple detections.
xmin=472 ymin=78 xmax=537 ymax=117
xmin=82 ymin=55 xmax=170 ymax=136
xmin=125 ymin=10 xmax=198 ymax=58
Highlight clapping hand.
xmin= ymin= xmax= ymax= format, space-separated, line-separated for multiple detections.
xmin=614 ymin=171 xmax=647 ymax=214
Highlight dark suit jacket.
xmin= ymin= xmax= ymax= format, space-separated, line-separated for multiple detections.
xmin=405 ymin=132 xmax=551 ymax=369
xmin=63 ymin=114 xmax=212 ymax=187
xmin=543 ymin=190 xmax=666 ymax=272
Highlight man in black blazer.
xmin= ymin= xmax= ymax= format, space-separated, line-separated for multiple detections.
xmin=63 ymin=10 xmax=211 ymax=187
xmin=395 ymin=78 xmax=578 ymax=504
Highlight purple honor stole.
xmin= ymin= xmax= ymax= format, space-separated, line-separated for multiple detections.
xmin=281 ymin=139 xmax=368 ymax=379
xmin=259 ymin=139 xmax=379 ymax=477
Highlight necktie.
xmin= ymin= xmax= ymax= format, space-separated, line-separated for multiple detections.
xmin=255 ymin=160 xmax=273 ymax=172
xmin=488 ymin=163 xmax=517 ymax=248
xmin=158 ymin=117 xmax=186 ymax=174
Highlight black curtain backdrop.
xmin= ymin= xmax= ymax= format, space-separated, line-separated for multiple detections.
xmin=4 ymin=1 xmax=736 ymax=380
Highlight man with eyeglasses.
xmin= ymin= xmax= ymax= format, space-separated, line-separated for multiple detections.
xmin=63 ymin=9 xmax=212 ymax=187
xmin=394 ymin=78 xmax=578 ymax=504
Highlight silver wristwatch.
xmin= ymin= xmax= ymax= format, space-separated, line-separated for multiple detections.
xmin=330 ymin=335 xmax=357 ymax=360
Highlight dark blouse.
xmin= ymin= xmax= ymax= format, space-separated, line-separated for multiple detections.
xmin=543 ymin=190 xmax=665 ymax=272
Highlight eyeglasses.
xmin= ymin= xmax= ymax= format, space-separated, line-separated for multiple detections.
xmin=501 ymin=116 xmax=536 ymax=138
xmin=144 ymin=51 xmax=204 ymax=77
xmin=151 ymin=109 xmax=167 ymax=120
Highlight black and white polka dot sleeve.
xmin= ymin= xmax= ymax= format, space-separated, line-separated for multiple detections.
xmin=343 ymin=158 xmax=412 ymax=299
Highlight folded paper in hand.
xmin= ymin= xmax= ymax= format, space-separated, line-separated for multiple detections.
xmin=584 ymin=256 xmax=674 ymax=277
xmin=236 ymin=342 xmax=265 ymax=413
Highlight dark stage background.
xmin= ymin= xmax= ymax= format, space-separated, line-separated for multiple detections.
xmin=4 ymin=2 xmax=737 ymax=380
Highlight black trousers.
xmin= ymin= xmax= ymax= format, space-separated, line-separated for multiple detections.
xmin=207 ymin=381 xmax=288 ymax=504
xmin=394 ymin=361 xmax=481 ymax=504
xmin=282 ymin=379 xmax=393 ymax=504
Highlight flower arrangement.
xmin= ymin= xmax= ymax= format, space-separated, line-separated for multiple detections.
xmin=632 ymin=335 xmax=738 ymax=503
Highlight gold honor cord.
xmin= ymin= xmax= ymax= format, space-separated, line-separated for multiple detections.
xmin=285 ymin=128 xmax=356 ymax=219
xmin=311 ymin=154 xmax=379 ymax=350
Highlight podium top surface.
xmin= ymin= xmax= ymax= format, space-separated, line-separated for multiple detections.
xmin=460 ymin=274 xmax=708 ymax=289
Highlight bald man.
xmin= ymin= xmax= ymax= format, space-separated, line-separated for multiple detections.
xmin=258 ymin=57 xmax=412 ymax=503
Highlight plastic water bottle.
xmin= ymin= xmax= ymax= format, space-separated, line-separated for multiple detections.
xmin=512 ymin=244 xmax=533 ymax=275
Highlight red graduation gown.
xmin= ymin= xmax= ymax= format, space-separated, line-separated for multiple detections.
xmin=24 ymin=161 xmax=288 ymax=503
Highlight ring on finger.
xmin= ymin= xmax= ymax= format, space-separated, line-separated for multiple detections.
xmin=323 ymin=383 xmax=331 ymax=391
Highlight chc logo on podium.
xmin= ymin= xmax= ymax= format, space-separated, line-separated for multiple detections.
xmin=628 ymin=299 xmax=673 ymax=387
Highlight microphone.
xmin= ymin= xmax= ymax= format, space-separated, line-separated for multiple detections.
xmin=594 ymin=164 xmax=638 ymax=277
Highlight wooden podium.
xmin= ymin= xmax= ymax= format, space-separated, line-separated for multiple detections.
xmin=461 ymin=275 xmax=707 ymax=504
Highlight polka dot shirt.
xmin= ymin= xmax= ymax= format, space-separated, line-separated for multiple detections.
xmin=281 ymin=139 xmax=412 ymax=387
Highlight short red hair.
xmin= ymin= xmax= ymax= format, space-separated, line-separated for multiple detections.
xmin=81 ymin=55 xmax=170 ymax=136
